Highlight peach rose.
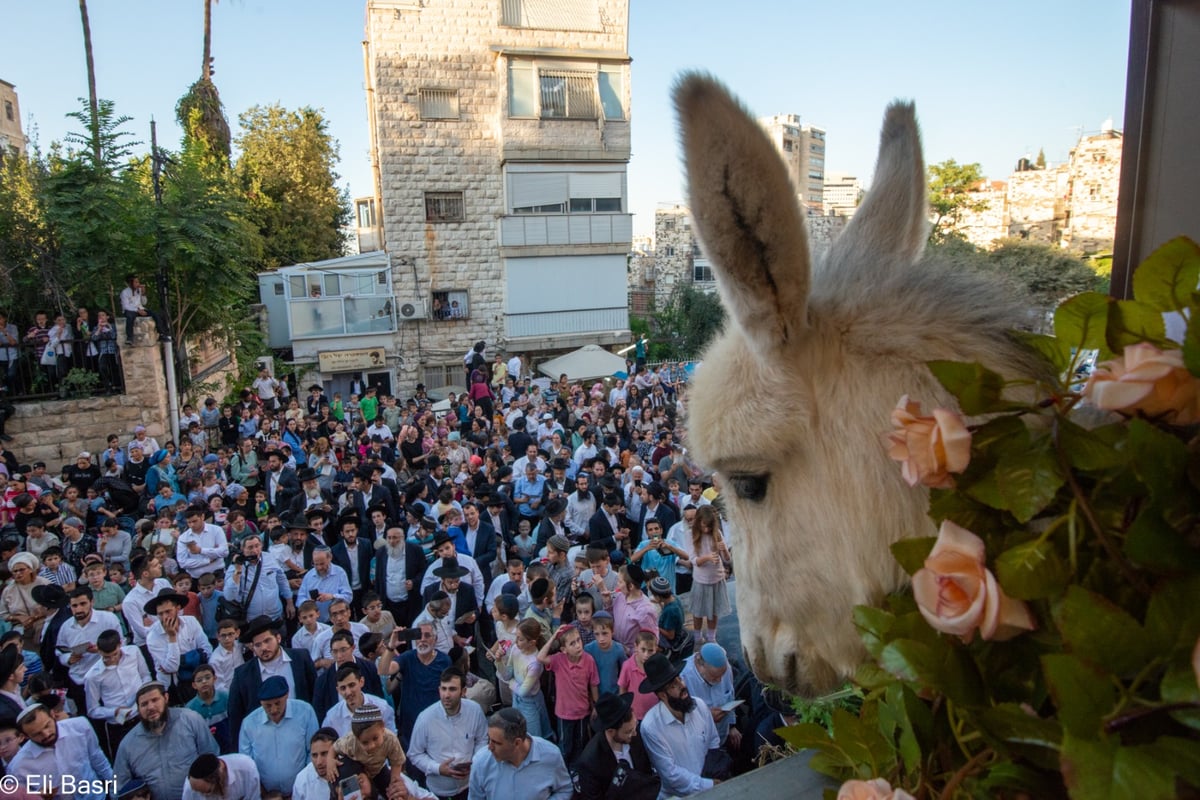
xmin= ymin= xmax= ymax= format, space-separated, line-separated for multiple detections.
xmin=887 ymin=396 xmax=972 ymax=489
xmin=911 ymin=520 xmax=1035 ymax=644
xmin=837 ymin=778 xmax=916 ymax=800
xmin=1083 ymin=343 xmax=1200 ymax=425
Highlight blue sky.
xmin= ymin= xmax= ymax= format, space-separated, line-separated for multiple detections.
xmin=4 ymin=1 xmax=1130 ymax=239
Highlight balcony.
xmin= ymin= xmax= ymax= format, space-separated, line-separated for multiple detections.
xmin=506 ymin=307 xmax=628 ymax=339
xmin=288 ymin=296 xmax=396 ymax=340
xmin=499 ymin=213 xmax=633 ymax=248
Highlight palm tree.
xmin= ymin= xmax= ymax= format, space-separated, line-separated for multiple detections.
xmin=177 ymin=0 xmax=231 ymax=160
xmin=78 ymin=0 xmax=101 ymax=164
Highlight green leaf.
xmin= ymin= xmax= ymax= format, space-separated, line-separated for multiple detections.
xmin=1159 ymin=664 xmax=1200 ymax=732
xmin=928 ymin=488 xmax=1011 ymax=538
xmin=1055 ymin=417 xmax=1125 ymax=471
xmin=853 ymin=606 xmax=895 ymax=660
xmin=995 ymin=445 xmax=1065 ymax=523
xmin=1060 ymin=734 xmax=1181 ymax=800
xmin=1105 ymin=298 xmax=1168 ymax=353
xmin=876 ymin=684 xmax=922 ymax=772
xmin=1042 ymin=654 xmax=1115 ymax=737
xmin=1013 ymin=330 xmax=1072 ymax=375
xmin=878 ymin=639 xmax=941 ymax=686
xmin=1053 ymin=291 xmax=1110 ymax=352
xmin=1124 ymin=505 xmax=1200 ymax=573
xmin=1144 ymin=575 xmax=1200 ymax=654
xmin=996 ymin=539 xmax=1071 ymax=599
xmin=1184 ymin=314 xmax=1200 ymax=378
xmin=975 ymin=703 xmax=1063 ymax=749
xmin=1053 ymin=586 xmax=1153 ymax=676
xmin=1126 ymin=419 xmax=1189 ymax=503
xmin=926 ymin=360 xmax=1012 ymax=415
xmin=971 ymin=414 xmax=1031 ymax=456
xmin=1131 ymin=236 xmax=1200 ymax=314
xmin=890 ymin=537 xmax=936 ymax=576
xmin=829 ymin=707 xmax=893 ymax=776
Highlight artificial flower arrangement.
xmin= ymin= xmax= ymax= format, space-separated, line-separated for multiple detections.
xmin=781 ymin=238 xmax=1200 ymax=800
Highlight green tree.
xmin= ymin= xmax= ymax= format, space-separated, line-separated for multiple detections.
xmin=927 ymin=158 xmax=988 ymax=243
xmin=1035 ymin=147 xmax=1046 ymax=169
xmin=652 ymin=284 xmax=726 ymax=359
xmin=0 ymin=144 xmax=59 ymax=312
xmin=234 ymin=104 xmax=350 ymax=270
xmin=982 ymin=238 xmax=1109 ymax=308
xmin=175 ymin=0 xmax=231 ymax=162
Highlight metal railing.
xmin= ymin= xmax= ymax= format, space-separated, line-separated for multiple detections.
xmin=0 ymin=338 xmax=126 ymax=402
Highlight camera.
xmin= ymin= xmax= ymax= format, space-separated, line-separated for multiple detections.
xmin=309 ymin=589 xmax=320 ymax=600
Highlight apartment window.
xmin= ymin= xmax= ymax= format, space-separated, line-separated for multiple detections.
xmin=508 ymin=58 xmax=625 ymax=120
xmin=425 ymin=191 xmax=464 ymax=222
xmin=356 ymin=199 xmax=376 ymax=229
xmin=419 ymin=88 xmax=460 ymax=120
xmin=693 ymin=263 xmax=715 ymax=283
xmin=782 ymin=139 xmax=794 ymax=152
xmin=431 ymin=290 xmax=470 ymax=321
xmin=662 ymin=246 xmax=675 ymax=257
xmin=568 ymin=197 xmax=621 ymax=213
xmin=809 ymin=171 xmax=824 ymax=181
xmin=3 ymin=101 xmax=12 ymax=122
xmin=662 ymin=218 xmax=675 ymax=231
xmin=508 ymin=171 xmax=624 ymax=215
xmin=422 ymin=364 xmax=461 ymax=389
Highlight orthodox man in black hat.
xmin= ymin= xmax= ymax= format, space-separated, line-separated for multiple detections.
xmin=287 ymin=466 xmax=334 ymax=522
xmin=637 ymin=653 xmax=721 ymax=796
xmin=421 ymin=557 xmax=479 ymax=643
xmin=226 ymin=616 xmax=317 ymax=743
xmin=574 ymin=692 xmax=661 ymax=800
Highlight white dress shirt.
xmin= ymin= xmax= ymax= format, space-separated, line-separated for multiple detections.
xmin=419 ymin=552 xmax=486 ymax=601
xmin=8 ymin=716 xmax=114 ymax=800
xmin=210 ymin=643 xmax=245 ymax=694
xmin=640 ymin=698 xmax=719 ymax=797
xmin=122 ymin=578 xmax=173 ymax=645
xmin=181 ymin=753 xmax=260 ymax=800
xmin=176 ymin=523 xmax=230 ymax=577
xmin=257 ymin=649 xmax=296 ymax=699
xmin=146 ymin=615 xmax=213 ymax=685
xmin=321 ymin=693 xmax=396 ymax=737
xmin=292 ymin=623 xmax=333 ymax=663
xmin=408 ymin=698 xmax=488 ymax=798
xmin=84 ymin=645 xmax=150 ymax=722
xmin=57 ymin=609 xmax=123 ymax=684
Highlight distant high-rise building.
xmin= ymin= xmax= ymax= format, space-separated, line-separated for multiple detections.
xmin=823 ymin=173 xmax=864 ymax=218
xmin=0 ymin=80 xmax=27 ymax=158
xmin=758 ymin=113 xmax=826 ymax=214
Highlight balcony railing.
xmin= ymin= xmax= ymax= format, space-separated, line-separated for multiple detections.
xmin=506 ymin=306 xmax=628 ymax=338
xmin=1 ymin=338 xmax=125 ymax=402
xmin=500 ymin=213 xmax=633 ymax=248
xmin=288 ymin=296 xmax=396 ymax=339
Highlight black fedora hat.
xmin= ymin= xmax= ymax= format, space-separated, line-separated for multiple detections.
xmin=592 ymin=691 xmax=635 ymax=732
xmin=0 ymin=647 xmax=22 ymax=687
xmin=638 ymin=653 xmax=684 ymax=694
xmin=432 ymin=557 xmax=469 ymax=579
xmin=239 ymin=615 xmax=281 ymax=644
xmin=31 ymin=584 xmax=69 ymax=610
xmin=144 ymin=588 xmax=189 ymax=616
xmin=286 ymin=514 xmax=315 ymax=531
xmin=296 ymin=466 xmax=319 ymax=483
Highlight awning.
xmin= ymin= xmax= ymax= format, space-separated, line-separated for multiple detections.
xmin=537 ymin=345 xmax=627 ymax=382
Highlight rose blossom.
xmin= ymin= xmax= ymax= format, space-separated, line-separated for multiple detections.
xmin=1083 ymin=342 xmax=1200 ymax=425
xmin=837 ymin=778 xmax=916 ymax=800
xmin=912 ymin=520 xmax=1035 ymax=644
xmin=887 ymin=395 xmax=972 ymax=489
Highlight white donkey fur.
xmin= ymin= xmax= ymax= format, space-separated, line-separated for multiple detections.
xmin=676 ymin=75 xmax=1042 ymax=695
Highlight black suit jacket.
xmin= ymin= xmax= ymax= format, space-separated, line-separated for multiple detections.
xmin=587 ymin=508 xmax=620 ymax=552
xmin=312 ymin=656 xmax=387 ymax=722
xmin=286 ymin=490 xmax=334 ymax=523
xmin=266 ymin=467 xmax=300 ymax=512
xmin=635 ymin=503 xmax=678 ymax=550
xmin=463 ymin=522 xmax=497 ymax=583
xmin=422 ymin=582 xmax=479 ymax=640
xmin=227 ymin=647 xmax=317 ymax=741
xmin=373 ymin=542 xmax=429 ymax=626
xmin=332 ymin=539 xmax=374 ymax=592
xmin=574 ymin=728 xmax=660 ymax=800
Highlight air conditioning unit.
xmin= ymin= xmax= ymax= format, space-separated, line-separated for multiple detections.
xmin=254 ymin=357 xmax=274 ymax=376
xmin=396 ymin=299 xmax=427 ymax=321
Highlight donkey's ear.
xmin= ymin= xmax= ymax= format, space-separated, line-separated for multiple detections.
xmin=674 ymin=74 xmax=809 ymax=354
xmin=829 ymin=101 xmax=928 ymax=267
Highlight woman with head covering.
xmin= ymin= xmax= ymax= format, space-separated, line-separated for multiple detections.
xmin=0 ymin=554 xmax=51 ymax=649
xmin=145 ymin=450 xmax=179 ymax=498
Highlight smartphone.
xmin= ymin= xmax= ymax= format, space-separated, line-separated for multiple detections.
xmin=338 ymin=776 xmax=362 ymax=800
xmin=309 ymin=589 xmax=320 ymax=600
xmin=394 ymin=628 xmax=423 ymax=642
xmin=450 ymin=758 xmax=473 ymax=771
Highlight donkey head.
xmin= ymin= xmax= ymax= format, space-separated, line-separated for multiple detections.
xmin=676 ymin=75 xmax=1033 ymax=695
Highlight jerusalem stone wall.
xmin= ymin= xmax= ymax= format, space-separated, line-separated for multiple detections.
xmin=1064 ymin=133 xmax=1122 ymax=253
xmin=366 ymin=0 xmax=631 ymax=383
xmin=5 ymin=318 xmax=172 ymax=468
xmin=652 ymin=206 xmax=695 ymax=307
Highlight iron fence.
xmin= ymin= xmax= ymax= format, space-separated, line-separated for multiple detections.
xmin=0 ymin=338 xmax=125 ymax=402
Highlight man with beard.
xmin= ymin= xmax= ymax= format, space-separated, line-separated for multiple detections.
xmin=114 ymin=682 xmax=219 ymax=800
xmin=10 ymin=703 xmax=114 ymax=800
xmin=457 ymin=502 xmax=496 ymax=584
xmin=183 ymin=752 xmax=260 ymax=800
xmin=468 ymin=708 xmax=571 ymax=800
xmin=565 ymin=473 xmax=597 ymax=544
xmin=287 ymin=466 xmax=334 ymax=520
xmin=637 ymin=654 xmax=721 ymax=796
xmin=407 ymin=669 xmax=487 ymax=800
xmin=226 ymin=616 xmax=317 ymax=743
xmin=297 ymin=548 xmax=352 ymax=623
xmin=332 ymin=515 xmax=373 ymax=613
xmin=224 ymin=533 xmax=294 ymax=621
xmin=573 ymin=692 xmax=660 ymax=800
xmin=380 ymin=622 xmax=450 ymax=747
xmin=373 ymin=526 xmax=426 ymax=627
xmin=177 ymin=505 xmax=230 ymax=582
xmin=144 ymin=588 xmax=213 ymax=703
xmin=57 ymin=586 xmax=123 ymax=712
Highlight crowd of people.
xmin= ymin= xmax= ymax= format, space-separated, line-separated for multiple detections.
xmin=0 ymin=347 xmax=797 ymax=800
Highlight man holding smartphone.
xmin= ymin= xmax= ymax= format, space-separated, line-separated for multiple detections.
xmin=407 ymin=669 xmax=488 ymax=800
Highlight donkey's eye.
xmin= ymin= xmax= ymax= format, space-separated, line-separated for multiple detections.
xmin=729 ymin=473 xmax=769 ymax=502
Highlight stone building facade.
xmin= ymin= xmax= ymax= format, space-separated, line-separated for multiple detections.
xmin=0 ymin=80 xmax=26 ymax=157
xmin=363 ymin=0 xmax=632 ymax=391
xmin=950 ymin=128 xmax=1123 ymax=254
xmin=758 ymin=113 xmax=826 ymax=213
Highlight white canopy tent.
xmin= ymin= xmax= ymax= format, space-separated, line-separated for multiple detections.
xmin=537 ymin=345 xmax=627 ymax=382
